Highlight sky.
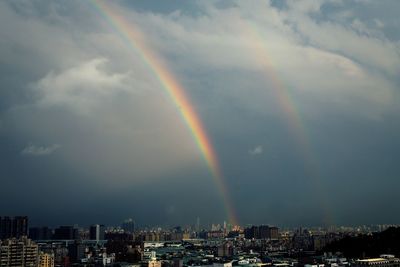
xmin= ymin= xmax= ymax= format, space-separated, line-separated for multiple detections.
xmin=1 ymin=0 xmax=400 ymax=228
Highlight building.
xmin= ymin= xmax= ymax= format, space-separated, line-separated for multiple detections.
xmin=0 ymin=216 xmax=28 ymax=239
xmin=122 ymin=219 xmax=135 ymax=234
xmin=53 ymin=226 xmax=78 ymax=240
xmin=90 ymin=224 xmax=105 ymax=241
xmin=245 ymin=226 xmax=260 ymax=239
xmin=217 ymin=241 xmax=235 ymax=257
xmin=29 ymin=227 xmax=52 ymax=240
xmin=0 ymin=236 xmax=38 ymax=267
xmin=38 ymin=251 xmax=55 ymax=267
xmin=355 ymin=257 xmax=400 ymax=267
xmin=244 ymin=225 xmax=279 ymax=239
xmin=148 ymin=251 xmax=161 ymax=267
xmin=68 ymin=241 xmax=86 ymax=263
xmin=269 ymin=226 xmax=279 ymax=239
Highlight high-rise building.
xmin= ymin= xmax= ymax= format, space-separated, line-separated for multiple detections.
xmin=89 ymin=224 xmax=105 ymax=241
xmin=244 ymin=225 xmax=279 ymax=239
xmin=29 ymin=227 xmax=52 ymax=240
xmin=0 ymin=217 xmax=11 ymax=240
xmin=196 ymin=217 xmax=200 ymax=233
xmin=217 ymin=241 xmax=235 ymax=257
xmin=259 ymin=225 xmax=270 ymax=239
xmin=268 ymin=226 xmax=279 ymax=239
xmin=0 ymin=236 xmax=38 ymax=267
xmin=38 ymin=252 xmax=55 ymax=267
xmin=53 ymin=226 xmax=78 ymax=240
xmin=67 ymin=241 xmax=86 ymax=263
xmin=0 ymin=216 xmax=28 ymax=239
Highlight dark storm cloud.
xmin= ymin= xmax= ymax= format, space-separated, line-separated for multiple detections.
xmin=1 ymin=0 xmax=400 ymax=227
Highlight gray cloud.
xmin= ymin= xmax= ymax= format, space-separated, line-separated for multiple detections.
xmin=21 ymin=143 xmax=61 ymax=156
xmin=248 ymin=145 xmax=263 ymax=156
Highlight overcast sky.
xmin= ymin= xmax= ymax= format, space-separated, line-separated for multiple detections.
xmin=1 ymin=0 xmax=400 ymax=228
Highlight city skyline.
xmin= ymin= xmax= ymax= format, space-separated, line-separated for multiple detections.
xmin=1 ymin=0 xmax=400 ymax=227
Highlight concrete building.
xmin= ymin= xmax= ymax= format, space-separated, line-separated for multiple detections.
xmin=0 ymin=236 xmax=38 ymax=267
xmin=53 ymin=226 xmax=78 ymax=240
xmin=29 ymin=227 xmax=52 ymax=240
xmin=38 ymin=252 xmax=54 ymax=267
xmin=244 ymin=225 xmax=279 ymax=239
xmin=148 ymin=251 xmax=161 ymax=267
xmin=217 ymin=241 xmax=235 ymax=257
xmin=0 ymin=216 xmax=28 ymax=239
xmin=89 ymin=224 xmax=105 ymax=241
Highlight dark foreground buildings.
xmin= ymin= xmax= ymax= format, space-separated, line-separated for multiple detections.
xmin=0 ymin=236 xmax=38 ymax=266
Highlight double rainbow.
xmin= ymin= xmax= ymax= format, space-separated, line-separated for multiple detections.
xmin=90 ymin=0 xmax=238 ymax=226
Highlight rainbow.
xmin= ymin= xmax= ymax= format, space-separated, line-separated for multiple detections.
xmin=89 ymin=0 xmax=239 ymax=225
xmin=243 ymin=21 xmax=332 ymax=224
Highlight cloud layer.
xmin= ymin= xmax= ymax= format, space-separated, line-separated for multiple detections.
xmin=0 ymin=0 xmax=400 ymax=226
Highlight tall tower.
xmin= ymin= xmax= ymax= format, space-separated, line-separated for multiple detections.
xmin=89 ymin=224 xmax=105 ymax=241
xmin=196 ymin=217 xmax=200 ymax=233
xmin=223 ymin=221 xmax=227 ymax=235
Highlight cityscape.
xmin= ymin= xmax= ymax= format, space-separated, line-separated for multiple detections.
xmin=1 ymin=216 xmax=400 ymax=267
xmin=1 ymin=0 xmax=400 ymax=266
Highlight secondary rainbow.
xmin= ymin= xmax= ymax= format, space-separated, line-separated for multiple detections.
xmin=89 ymin=0 xmax=238 ymax=225
xmin=242 ymin=21 xmax=332 ymax=224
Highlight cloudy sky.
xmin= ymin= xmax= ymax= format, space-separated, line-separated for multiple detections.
xmin=1 ymin=0 xmax=400 ymax=228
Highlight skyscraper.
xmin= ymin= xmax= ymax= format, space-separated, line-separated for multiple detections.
xmin=89 ymin=224 xmax=105 ymax=241
xmin=53 ymin=226 xmax=78 ymax=240
xmin=0 ymin=216 xmax=28 ymax=239
xmin=196 ymin=217 xmax=200 ymax=233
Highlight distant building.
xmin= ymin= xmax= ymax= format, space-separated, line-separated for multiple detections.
xmin=170 ymin=232 xmax=190 ymax=241
xmin=68 ymin=241 xmax=86 ymax=263
xmin=0 ymin=236 xmax=38 ymax=267
xmin=38 ymin=251 xmax=55 ymax=267
xmin=53 ymin=246 xmax=69 ymax=266
xmin=148 ymin=251 xmax=161 ymax=267
xmin=305 ymin=265 xmax=325 ymax=267
xmin=244 ymin=225 xmax=279 ymax=239
xmin=217 ymin=241 xmax=235 ymax=257
xmin=90 ymin=224 xmax=105 ymax=241
xmin=29 ymin=227 xmax=52 ymax=240
xmin=105 ymin=231 xmax=134 ymax=241
xmin=0 ymin=216 xmax=28 ymax=239
xmin=213 ymin=262 xmax=233 ymax=267
xmin=269 ymin=226 xmax=279 ymax=239
xmin=174 ymin=258 xmax=183 ymax=267
xmin=355 ymin=257 xmax=400 ymax=267
xmin=207 ymin=231 xmax=225 ymax=239
xmin=53 ymin=226 xmax=78 ymax=240
xmin=122 ymin=219 xmax=135 ymax=233
xmin=245 ymin=226 xmax=259 ymax=239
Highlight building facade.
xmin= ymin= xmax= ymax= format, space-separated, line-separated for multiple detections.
xmin=0 ymin=236 xmax=38 ymax=267
xmin=0 ymin=216 xmax=28 ymax=240
xmin=38 ymin=252 xmax=54 ymax=267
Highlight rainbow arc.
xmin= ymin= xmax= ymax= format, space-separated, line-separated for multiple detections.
xmin=90 ymin=0 xmax=239 ymax=226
